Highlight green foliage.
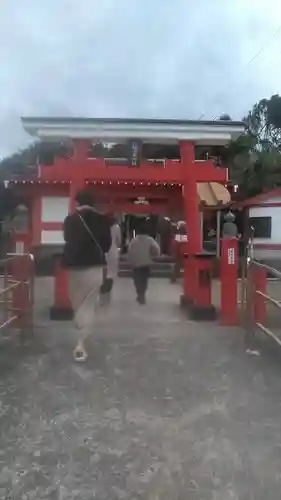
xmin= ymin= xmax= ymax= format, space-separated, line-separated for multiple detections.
xmin=0 ymin=141 xmax=69 ymax=180
xmin=0 ymin=141 xmax=69 ymax=220
xmin=222 ymin=94 xmax=281 ymax=197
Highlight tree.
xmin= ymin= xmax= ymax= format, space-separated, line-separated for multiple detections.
xmin=0 ymin=141 xmax=70 ymax=221
xmin=0 ymin=183 xmax=19 ymax=221
xmin=0 ymin=141 xmax=69 ymax=180
xmin=222 ymin=95 xmax=281 ymax=197
xmin=244 ymin=94 xmax=281 ymax=150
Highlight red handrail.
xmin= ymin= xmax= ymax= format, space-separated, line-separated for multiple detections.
xmin=0 ymin=253 xmax=35 ymax=339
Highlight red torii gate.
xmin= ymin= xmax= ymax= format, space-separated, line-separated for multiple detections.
xmin=20 ymin=117 xmax=244 ymax=318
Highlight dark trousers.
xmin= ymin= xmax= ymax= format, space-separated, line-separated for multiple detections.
xmin=100 ymin=266 xmax=114 ymax=294
xmin=170 ymin=259 xmax=182 ymax=282
xmin=133 ymin=266 xmax=150 ymax=299
xmin=99 ymin=267 xmax=114 ymax=305
xmin=100 ymin=278 xmax=113 ymax=294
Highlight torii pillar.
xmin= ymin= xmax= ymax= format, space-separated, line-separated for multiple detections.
xmin=180 ymin=141 xmax=216 ymax=320
xmin=69 ymin=139 xmax=88 ymax=212
xmin=50 ymin=139 xmax=87 ymax=320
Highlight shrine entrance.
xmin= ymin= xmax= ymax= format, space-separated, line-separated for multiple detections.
xmin=121 ymin=213 xmax=149 ymax=246
xmin=87 ymin=184 xmax=178 ymax=254
xmin=18 ymin=116 xmax=244 ymax=320
xmin=120 ymin=213 xmax=161 ymax=253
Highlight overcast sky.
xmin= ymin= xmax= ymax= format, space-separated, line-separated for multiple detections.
xmin=1 ymin=0 xmax=281 ymax=157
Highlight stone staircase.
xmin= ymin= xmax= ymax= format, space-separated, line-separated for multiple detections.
xmin=33 ymin=254 xmax=175 ymax=278
xmin=118 ymin=255 xmax=174 ymax=278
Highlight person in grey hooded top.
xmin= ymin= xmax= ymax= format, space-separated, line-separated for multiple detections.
xmin=127 ymin=221 xmax=160 ymax=304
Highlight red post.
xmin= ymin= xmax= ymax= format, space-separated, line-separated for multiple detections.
xmin=220 ymin=237 xmax=239 ymax=325
xmin=11 ymin=255 xmax=33 ymax=330
xmin=50 ymin=256 xmax=73 ymax=320
xmin=252 ymin=265 xmax=267 ymax=324
xmin=180 ymin=142 xmax=202 ymax=310
xmin=180 ymin=142 xmax=201 ymax=254
xmin=183 ymin=256 xmax=194 ymax=300
xmin=182 ymin=254 xmax=215 ymax=319
xmin=72 ymin=139 xmax=89 ymax=160
xmin=69 ymin=140 xmax=89 ymax=213
xmin=69 ymin=180 xmax=86 ymax=213
xmin=196 ymin=257 xmax=212 ymax=308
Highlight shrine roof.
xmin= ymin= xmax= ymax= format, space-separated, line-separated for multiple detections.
xmin=21 ymin=117 xmax=245 ymax=145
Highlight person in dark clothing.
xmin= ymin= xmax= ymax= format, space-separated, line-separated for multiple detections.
xmin=63 ymin=189 xmax=111 ymax=362
xmin=63 ymin=190 xmax=111 ymax=270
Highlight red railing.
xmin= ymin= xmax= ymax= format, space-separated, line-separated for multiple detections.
xmin=0 ymin=253 xmax=35 ymax=339
xmin=243 ymin=236 xmax=281 ymax=348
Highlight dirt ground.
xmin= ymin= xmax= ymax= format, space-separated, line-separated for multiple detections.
xmin=0 ymin=278 xmax=280 ymax=498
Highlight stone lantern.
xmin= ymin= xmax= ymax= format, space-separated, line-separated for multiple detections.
xmin=12 ymin=204 xmax=30 ymax=232
xmin=11 ymin=204 xmax=31 ymax=254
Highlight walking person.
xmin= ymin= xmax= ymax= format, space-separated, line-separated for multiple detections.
xmin=62 ymin=189 xmax=111 ymax=362
xmin=100 ymin=213 xmax=121 ymax=304
xmin=127 ymin=222 xmax=160 ymax=304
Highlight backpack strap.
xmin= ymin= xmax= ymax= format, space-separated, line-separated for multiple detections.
xmin=76 ymin=212 xmax=104 ymax=260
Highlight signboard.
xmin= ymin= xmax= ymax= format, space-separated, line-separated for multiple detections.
xmin=128 ymin=197 xmax=167 ymax=205
xmin=134 ymin=197 xmax=149 ymax=205
xmin=227 ymin=247 xmax=235 ymax=265
xmin=175 ymin=234 xmax=188 ymax=242
xmin=128 ymin=139 xmax=142 ymax=167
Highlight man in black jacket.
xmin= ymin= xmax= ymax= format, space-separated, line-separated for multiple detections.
xmin=63 ymin=189 xmax=111 ymax=362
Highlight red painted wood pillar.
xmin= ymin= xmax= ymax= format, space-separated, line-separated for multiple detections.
xmin=50 ymin=186 xmax=79 ymax=319
xmin=179 ymin=142 xmax=216 ymax=319
xmin=50 ymin=139 xmax=88 ymax=320
xmin=180 ymin=142 xmax=201 ymax=305
xmin=69 ymin=139 xmax=89 ymax=212
xmin=50 ymin=256 xmax=73 ymax=320
xmin=220 ymin=237 xmax=239 ymax=325
xmin=31 ymin=195 xmax=42 ymax=246
xmin=180 ymin=141 xmax=201 ymax=254
xmin=69 ymin=180 xmax=86 ymax=213
xmin=72 ymin=139 xmax=89 ymax=161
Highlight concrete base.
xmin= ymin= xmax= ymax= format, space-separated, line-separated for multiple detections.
xmin=50 ymin=306 xmax=73 ymax=321
xmin=180 ymin=294 xmax=217 ymax=321
xmin=180 ymin=294 xmax=192 ymax=308
xmin=189 ymin=304 xmax=217 ymax=321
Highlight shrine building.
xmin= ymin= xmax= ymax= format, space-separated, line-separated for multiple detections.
xmin=8 ymin=117 xmax=244 ymax=261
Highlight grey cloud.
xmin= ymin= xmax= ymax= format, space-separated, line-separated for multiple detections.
xmin=0 ymin=0 xmax=281 ymax=156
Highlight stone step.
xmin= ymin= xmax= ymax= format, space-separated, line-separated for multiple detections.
xmin=119 ymin=262 xmax=173 ymax=272
xmin=119 ymin=255 xmax=174 ymax=264
xmin=119 ymin=268 xmax=175 ymax=278
xmin=118 ymin=260 xmax=175 ymax=278
xmin=34 ymin=256 xmax=175 ymax=277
